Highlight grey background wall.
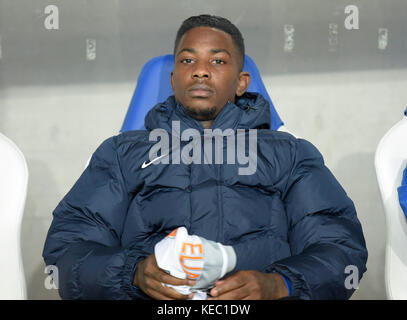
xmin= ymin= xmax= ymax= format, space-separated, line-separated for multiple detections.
xmin=1 ymin=0 xmax=406 ymax=299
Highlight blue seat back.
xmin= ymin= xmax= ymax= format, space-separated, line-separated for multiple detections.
xmin=121 ymin=54 xmax=283 ymax=132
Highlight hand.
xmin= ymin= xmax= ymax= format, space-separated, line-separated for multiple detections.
xmin=133 ymin=254 xmax=196 ymax=300
xmin=208 ymin=270 xmax=288 ymax=300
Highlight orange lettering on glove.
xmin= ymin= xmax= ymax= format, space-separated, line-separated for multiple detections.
xmin=180 ymin=242 xmax=203 ymax=279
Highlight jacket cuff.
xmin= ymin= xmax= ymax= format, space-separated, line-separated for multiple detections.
xmin=121 ymin=249 xmax=151 ymax=300
xmin=266 ymin=263 xmax=311 ymax=300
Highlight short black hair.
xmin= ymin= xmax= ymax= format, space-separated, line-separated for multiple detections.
xmin=174 ymin=14 xmax=245 ymax=71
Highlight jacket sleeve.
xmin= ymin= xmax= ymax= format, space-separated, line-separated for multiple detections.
xmin=231 ymin=138 xmax=368 ymax=299
xmin=264 ymin=138 xmax=368 ymax=299
xmin=42 ymin=136 xmax=149 ymax=300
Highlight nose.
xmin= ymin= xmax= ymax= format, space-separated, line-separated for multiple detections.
xmin=192 ymin=61 xmax=210 ymax=80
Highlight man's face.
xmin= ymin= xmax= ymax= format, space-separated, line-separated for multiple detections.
xmin=171 ymin=26 xmax=250 ymax=124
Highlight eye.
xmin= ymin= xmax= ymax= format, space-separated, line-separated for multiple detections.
xmin=212 ymin=59 xmax=225 ymax=65
xmin=181 ymin=58 xmax=193 ymax=64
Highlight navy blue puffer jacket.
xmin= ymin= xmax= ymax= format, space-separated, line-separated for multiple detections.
xmin=43 ymin=92 xmax=368 ymax=300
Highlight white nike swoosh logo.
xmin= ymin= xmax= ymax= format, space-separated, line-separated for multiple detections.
xmin=141 ymin=153 xmax=168 ymax=168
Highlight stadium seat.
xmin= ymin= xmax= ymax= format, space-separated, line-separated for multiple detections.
xmin=0 ymin=133 xmax=28 ymax=299
xmin=375 ymin=109 xmax=407 ymax=299
xmin=120 ymin=54 xmax=285 ymax=132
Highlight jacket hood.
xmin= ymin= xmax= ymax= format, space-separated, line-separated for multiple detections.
xmin=144 ymin=92 xmax=271 ymax=135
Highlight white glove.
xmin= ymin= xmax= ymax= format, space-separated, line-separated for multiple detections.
xmin=154 ymin=227 xmax=236 ymax=299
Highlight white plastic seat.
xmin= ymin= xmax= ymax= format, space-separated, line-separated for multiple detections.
xmin=0 ymin=132 xmax=28 ymax=299
xmin=375 ymin=113 xmax=407 ymax=300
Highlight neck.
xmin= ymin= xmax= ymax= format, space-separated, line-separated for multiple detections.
xmin=199 ymin=119 xmax=213 ymax=129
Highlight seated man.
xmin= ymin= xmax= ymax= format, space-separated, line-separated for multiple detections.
xmin=42 ymin=14 xmax=368 ymax=300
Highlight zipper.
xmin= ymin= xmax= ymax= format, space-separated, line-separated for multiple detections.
xmin=217 ymin=149 xmax=224 ymax=243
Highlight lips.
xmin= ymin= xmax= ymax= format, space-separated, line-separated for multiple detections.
xmin=188 ymin=84 xmax=214 ymax=98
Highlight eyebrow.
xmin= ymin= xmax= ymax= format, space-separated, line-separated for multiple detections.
xmin=177 ymin=48 xmax=232 ymax=57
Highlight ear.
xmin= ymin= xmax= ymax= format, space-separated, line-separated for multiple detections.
xmin=235 ymin=71 xmax=251 ymax=97
xmin=170 ymin=71 xmax=175 ymax=92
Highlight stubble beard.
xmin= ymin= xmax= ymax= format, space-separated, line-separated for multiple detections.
xmin=184 ymin=104 xmax=218 ymax=121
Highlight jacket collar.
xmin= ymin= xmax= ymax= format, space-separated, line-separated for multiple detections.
xmin=144 ymin=92 xmax=271 ymax=135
